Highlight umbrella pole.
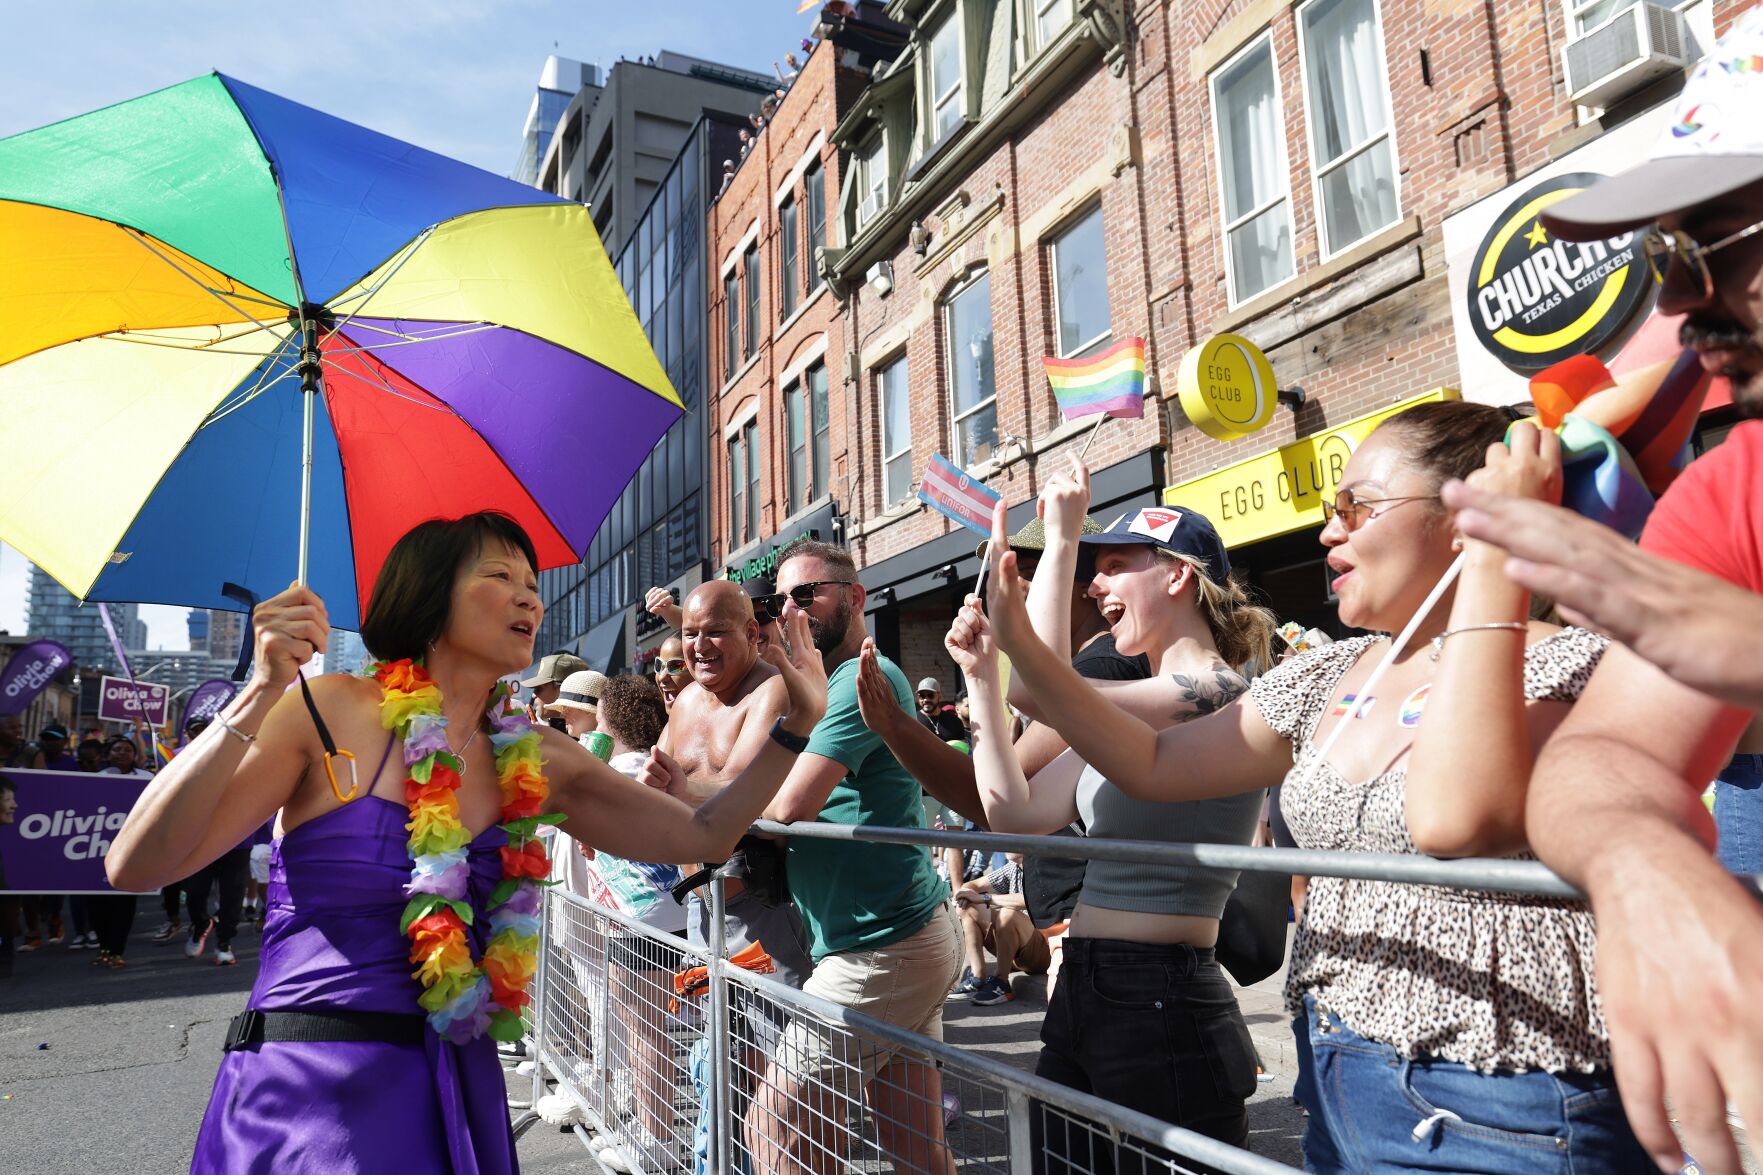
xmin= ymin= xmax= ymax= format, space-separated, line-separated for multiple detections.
xmin=296 ymin=311 xmax=321 ymax=587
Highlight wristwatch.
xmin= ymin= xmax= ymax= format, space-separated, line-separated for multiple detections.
xmin=768 ymin=717 xmax=810 ymax=754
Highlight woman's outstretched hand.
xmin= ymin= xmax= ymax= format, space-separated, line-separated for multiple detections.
xmin=1037 ymin=453 xmax=1092 ymax=541
xmin=982 ymin=500 xmax=1033 ymax=654
xmin=764 ymin=609 xmax=828 ymax=736
xmin=252 ymin=582 xmax=329 ymax=689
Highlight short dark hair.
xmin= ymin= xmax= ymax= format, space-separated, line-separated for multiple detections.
xmin=105 ymin=735 xmax=135 ymax=752
xmin=775 ymin=538 xmax=856 ymax=580
xmin=77 ymin=739 xmax=104 ymax=758
xmin=361 ymin=513 xmax=540 ymax=664
xmin=596 ymin=675 xmax=667 ymax=753
xmin=0 ymin=776 xmax=14 ymax=796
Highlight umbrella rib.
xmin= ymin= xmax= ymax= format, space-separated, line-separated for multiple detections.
xmin=199 ymin=343 xmax=304 ymax=428
xmin=123 ymin=227 xmax=290 ymax=330
xmin=94 ymin=333 xmax=292 ymax=358
xmin=320 ymin=225 xmax=437 ymax=344
xmin=318 ymin=353 xmax=449 ymax=413
xmin=324 ymin=324 xmax=500 ymax=355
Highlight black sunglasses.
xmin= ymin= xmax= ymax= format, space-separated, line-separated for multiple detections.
xmin=750 ymin=593 xmax=785 ymax=620
xmin=786 ymin=580 xmax=855 ymax=607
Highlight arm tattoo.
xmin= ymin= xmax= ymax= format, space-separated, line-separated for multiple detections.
xmin=1169 ymin=661 xmax=1249 ymax=724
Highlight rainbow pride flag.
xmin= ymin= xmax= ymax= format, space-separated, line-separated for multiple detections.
xmin=1043 ymin=337 xmax=1147 ymax=420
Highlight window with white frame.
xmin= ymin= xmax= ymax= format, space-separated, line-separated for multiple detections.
xmin=929 ymin=15 xmax=964 ymax=140
xmin=727 ymin=428 xmax=748 ymax=547
xmin=1567 ymin=0 xmax=1693 ymax=34
xmin=1036 ymin=0 xmax=1073 ymax=46
xmin=743 ymin=244 xmax=761 ymax=358
xmin=946 ymin=272 xmax=997 ymax=469
xmin=804 ymin=159 xmax=826 ymax=289
xmin=1212 ymin=36 xmax=1296 ymax=305
xmin=1051 ymin=205 xmax=1110 ymax=356
xmin=780 ymin=196 xmax=800 ymax=320
xmin=878 ymin=355 xmax=912 ymax=506
xmin=856 ymin=133 xmax=888 ymax=228
xmin=784 ymin=360 xmax=831 ymax=514
xmin=723 ymin=270 xmax=740 ymax=377
xmin=1300 ymin=0 xmax=1400 ymax=257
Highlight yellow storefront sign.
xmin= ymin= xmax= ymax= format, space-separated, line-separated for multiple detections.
xmin=1164 ymin=388 xmax=1460 ymax=548
xmin=1176 ymin=332 xmax=1279 ymax=441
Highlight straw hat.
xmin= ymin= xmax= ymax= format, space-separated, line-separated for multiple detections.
xmin=545 ymin=670 xmax=607 ymax=714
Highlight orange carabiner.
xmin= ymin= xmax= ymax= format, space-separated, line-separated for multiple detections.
xmin=324 ymin=748 xmax=360 ymax=804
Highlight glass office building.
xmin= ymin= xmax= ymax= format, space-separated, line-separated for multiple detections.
xmin=534 ymin=113 xmax=745 ymax=671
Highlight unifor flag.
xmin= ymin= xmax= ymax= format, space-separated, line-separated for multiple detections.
xmin=1043 ymin=336 xmax=1147 ymax=420
xmin=916 ymin=453 xmax=1002 ymax=536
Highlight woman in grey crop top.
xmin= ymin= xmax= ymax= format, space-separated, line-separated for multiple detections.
xmin=980 ymin=407 xmax=1653 ymax=1174
xmin=948 ymin=458 xmax=1277 ymax=1163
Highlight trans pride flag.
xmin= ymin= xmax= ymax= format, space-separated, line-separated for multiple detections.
xmin=1043 ymin=337 xmax=1147 ymax=420
xmin=917 ymin=453 xmax=1002 ymax=536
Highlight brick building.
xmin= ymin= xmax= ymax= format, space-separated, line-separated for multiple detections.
xmin=707 ymin=9 xmax=909 ymax=593
xmin=749 ymin=0 xmax=1741 ymax=689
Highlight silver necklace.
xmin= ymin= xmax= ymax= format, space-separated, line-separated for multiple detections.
xmin=449 ymin=719 xmax=482 ymax=776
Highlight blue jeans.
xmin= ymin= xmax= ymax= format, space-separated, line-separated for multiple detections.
xmin=1293 ymin=993 xmax=1651 ymax=1173
xmin=1714 ymin=754 xmax=1763 ymax=876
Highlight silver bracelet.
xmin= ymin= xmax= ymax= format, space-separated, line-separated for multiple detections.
xmin=1429 ymin=622 xmax=1528 ymax=661
xmin=215 ymin=711 xmax=257 ymax=745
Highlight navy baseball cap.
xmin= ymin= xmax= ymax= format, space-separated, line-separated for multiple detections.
xmin=1080 ymin=505 xmax=1232 ymax=584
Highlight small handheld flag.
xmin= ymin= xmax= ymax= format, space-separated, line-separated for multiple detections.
xmin=917 ymin=453 xmax=1002 ymax=536
xmin=1043 ymin=337 xmax=1147 ymax=421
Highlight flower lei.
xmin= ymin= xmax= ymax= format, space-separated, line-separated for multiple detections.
xmin=374 ymin=658 xmax=556 ymax=1044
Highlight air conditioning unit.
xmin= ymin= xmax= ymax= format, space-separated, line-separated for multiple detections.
xmin=858 ymin=189 xmax=886 ymax=225
xmin=1564 ymin=2 xmax=1691 ymax=110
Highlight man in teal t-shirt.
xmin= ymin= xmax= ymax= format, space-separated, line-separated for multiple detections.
xmin=745 ymin=540 xmax=960 ymax=1175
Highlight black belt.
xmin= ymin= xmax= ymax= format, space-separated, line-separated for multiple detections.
xmin=223 ymin=1008 xmax=426 ymax=1052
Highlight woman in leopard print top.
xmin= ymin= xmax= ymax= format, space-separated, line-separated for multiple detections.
xmin=987 ymin=402 xmax=1651 ymax=1173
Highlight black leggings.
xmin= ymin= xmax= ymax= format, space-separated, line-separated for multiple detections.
xmin=185 ymin=847 xmax=250 ymax=948
xmin=91 ymin=896 xmax=138 ymax=955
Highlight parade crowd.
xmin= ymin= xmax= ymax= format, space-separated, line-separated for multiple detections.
xmin=8 ymin=14 xmax=1763 ymax=1175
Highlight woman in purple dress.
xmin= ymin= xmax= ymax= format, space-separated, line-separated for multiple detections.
xmin=107 ymin=513 xmax=827 ymax=1173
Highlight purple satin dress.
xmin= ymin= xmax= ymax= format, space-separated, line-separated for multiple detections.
xmin=190 ymin=796 xmax=518 ymax=1174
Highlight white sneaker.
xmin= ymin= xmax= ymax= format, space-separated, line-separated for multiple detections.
xmin=214 ymin=945 xmax=237 ymax=966
xmin=601 ymin=1129 xmax=672 ymax=1173
xmin=185 ymin=918 xmax=213 ymax=959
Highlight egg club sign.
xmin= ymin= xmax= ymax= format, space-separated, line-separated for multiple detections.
xmin=1468 ymin=172 xmax=1650 ymax=373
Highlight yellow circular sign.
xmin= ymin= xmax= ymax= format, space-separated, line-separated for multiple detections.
xmin=1176 ymin=333 xmax=1277 ymax=442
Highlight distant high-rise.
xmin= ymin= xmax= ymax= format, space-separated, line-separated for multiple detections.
xmin=187 ymin=609 xmax=210 ymax=653
xmin=514 ymin=55 xmax=593 ymax=187
xmin=26 ymin=566 xmax=142 ymax=672
xmin=207 ymin=610 xmax=247 ymax=662
xmin=323 ymin=630 xmax=369 ymax=678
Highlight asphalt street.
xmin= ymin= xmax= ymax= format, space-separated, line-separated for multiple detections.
xmin=0 ymin=907 xmax=584 ymax=1174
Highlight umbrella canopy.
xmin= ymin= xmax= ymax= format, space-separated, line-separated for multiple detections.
xmin=0 ymin=74 xmax=681 ymax=630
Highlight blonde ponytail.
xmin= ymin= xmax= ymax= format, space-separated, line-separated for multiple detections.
xmin=1158 ymin=551 xmax=1279 ymax=674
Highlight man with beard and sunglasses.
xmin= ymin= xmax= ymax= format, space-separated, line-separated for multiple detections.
xmin=1443 ymin=16 xmax=1763 ymax=1173
xmin=742 ymin=538 xmax=960 ymax=1175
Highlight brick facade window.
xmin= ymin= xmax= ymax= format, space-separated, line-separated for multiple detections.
xmin=804 ymin=160 xmax=826 ymax=291
xmin=1213 ymin=34 xmax=1296 ymax=305
xmin=1050 ymin=204 xmax=1110 ymax=357
xmin=780 ymin=196 xmax=800 ymax=319
xmin=785 ymin=360 xmax=831 ymax=514
xmin=945 ymin=271 xmax=998 ymax=468
xmin=878 ymin=355 xmax=912 ymax=507
xmin=743 ymin=244 xmax=761 ymax=358
xmin=723 ymin=270 xmax=741 ymax=378
xmin=1300 ymin=0 xmax=1401 ymax=257
xmin=728 ymin=417 xmax=761 ymax=546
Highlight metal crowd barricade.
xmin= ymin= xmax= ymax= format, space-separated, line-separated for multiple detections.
xmin=518 ymin=821 xmax=1594 ymax=1175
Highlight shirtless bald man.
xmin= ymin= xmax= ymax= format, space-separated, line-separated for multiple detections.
xmin=657 ymin=580 xmax=814 ymax=993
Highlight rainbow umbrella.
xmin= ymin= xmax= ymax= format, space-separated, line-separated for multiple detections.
xmin=0 ymin=74 xmax=681 ymax=630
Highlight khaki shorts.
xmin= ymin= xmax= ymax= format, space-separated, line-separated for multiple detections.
xmin=774 ymin=907 xmax=962 ymax=1101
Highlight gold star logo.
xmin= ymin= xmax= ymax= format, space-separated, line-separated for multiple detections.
xmin=1524 ymin=220 xmax=1548 ymax=248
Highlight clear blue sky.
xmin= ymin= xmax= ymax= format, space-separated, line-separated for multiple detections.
xmin=0 ymin=0 xmax=816 ymax=648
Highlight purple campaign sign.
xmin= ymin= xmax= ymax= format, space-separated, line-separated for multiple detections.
xmin=0 ymin=769 xmax=151 ymax=893
xmin=0 ymin=640 xmax=72 ymax=717
xmin=98 ymin=675 xmax=170 ymax=725
xmin=183 ymin=679 xmax=237 ymax=728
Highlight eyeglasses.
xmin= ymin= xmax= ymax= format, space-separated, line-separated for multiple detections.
xmin=1319 ymin=491 xmax=1439 ymax=531
xmin=786 ymin=580 xmax=855 ymax=607
xmin=658 ymin=658 xmax=688 ymax=674
xmin=1643 ymin=219 xmax=1763 ymax=300
xmin=750 ymin=593 xmax=785 ymax=622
